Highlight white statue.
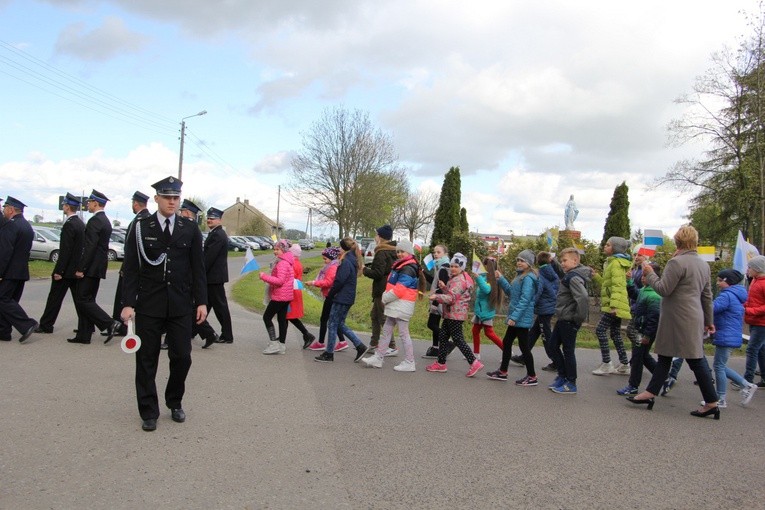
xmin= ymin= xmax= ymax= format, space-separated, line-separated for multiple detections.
xmin=564 ymin=194 xmax=578 ymax=230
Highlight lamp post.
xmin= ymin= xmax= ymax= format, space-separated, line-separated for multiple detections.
xmin=178 ymin=110 xmax=207 ymax=180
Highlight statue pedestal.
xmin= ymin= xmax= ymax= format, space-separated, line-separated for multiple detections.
xmin=559 ymin=230 xmax=581 ymax=242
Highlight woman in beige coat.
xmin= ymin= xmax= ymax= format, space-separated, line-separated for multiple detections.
xmin=626 ymin=225 xmax=720 ymax=419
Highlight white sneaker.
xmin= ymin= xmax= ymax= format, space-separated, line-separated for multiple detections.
xmin=262 ymin=341 xmax=281 ymax=355
xmin=741 ymin=383 xmax=758 ymax=407
xmin=278 ymin=342 xmax=286 ymax=354
xmin=614 ymin=363 xmax=630 ymax=375
xmin=384 ymin=347 xmax=399 ymax=357
xmin=592 ymin=361 xmax=615 ymax=376
xmin=362 ymin=353 xmax=384 ymax=368
xmin=393 ymin=359 xmax=416 ymax=372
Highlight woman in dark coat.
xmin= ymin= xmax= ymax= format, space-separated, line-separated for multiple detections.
xmin=627 ymin=225 xmax=720 ymax=419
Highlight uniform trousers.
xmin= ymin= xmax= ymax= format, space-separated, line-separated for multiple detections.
xmin=135 ymin=313 xmax=193 ymax=420
xmin=207 ymin=284 xmax=233 ymax=341
xmin=75 ymin=277 xmax=112 ymax=340
xmin=0 ymin=279 xmax=36 ymax=339
xmin=39 ymin=277 xmax=78 ymax=331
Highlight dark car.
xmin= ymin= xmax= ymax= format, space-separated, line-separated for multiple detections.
xmin=228 ymin=238 xmax=249 ymax=252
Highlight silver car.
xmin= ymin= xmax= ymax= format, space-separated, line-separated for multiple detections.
xmin=30 ymin=227 xmax=61 ymax=262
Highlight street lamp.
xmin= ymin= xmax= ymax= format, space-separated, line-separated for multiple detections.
xmin=178 ymin=110 xmax=207 ymax=180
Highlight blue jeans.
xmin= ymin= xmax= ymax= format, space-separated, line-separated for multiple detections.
xmin=713 ymin=346 xmax=748 ymax=399
xmin=549 ymin=320 xmax=579 ymax=383
xmin=326 ymin=302 xmax=362 ymax=353
xmin=744 ymin=325 xmax=765 ymax=382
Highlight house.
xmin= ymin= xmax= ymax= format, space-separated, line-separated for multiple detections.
xmin=221 ymin=197 xmax=279 ymax=236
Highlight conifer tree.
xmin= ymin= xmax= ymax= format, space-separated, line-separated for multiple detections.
xmin=601 ymin=181 xmax=631 ymax=248
xmin=459 ymin=207 xmax=469 ymax=232
xmin=430 ymin=166 xmax=461 ymax=249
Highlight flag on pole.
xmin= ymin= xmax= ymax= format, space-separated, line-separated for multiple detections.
xmin=572 ymin=240 xmax=585 ymax=255
xmin=240 ymin=246 xmax=260 ymax=275
xmin=643 ymin=229 xmax=664 ymax=246
xmin=636 ymin=244 xmax=656 ymax=257
xmin=697 ymin=246 xmax=715 ymax=262
xmin=472 ymin=251 xmax=487 ymax=274
xmin=422 ymin=253 xmax=435 ymax=271
xmin=733 ymin=230 xmax=759 ymax=275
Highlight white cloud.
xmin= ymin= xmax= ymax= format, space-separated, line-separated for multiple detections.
xmin=55 ymin=16 xmax=149 ymax=61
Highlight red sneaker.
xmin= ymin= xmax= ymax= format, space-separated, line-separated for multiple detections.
xmin=466 ymin=360 xmax=485 ymax=378
xmin=307 ymin=341 xmax=325 ymax=351
xmin=425 ymin=361 xmax=447 ymax=372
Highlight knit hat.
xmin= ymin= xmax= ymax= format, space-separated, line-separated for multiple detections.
xmin=516 ymin=249 xmax=535 ymax=267
xmin=607 ymin=236 xmax=630 ymax=255
xmin=275 ymin=239 xmax=292 ymax=251
xmin=376 ymin=224 xmax=393 ymax=241
xmin=450 ymin=252 xmax=468 ymax=270
xmin=748 ymin=255 xmax=765 ymax=274
xmin=289 ymin=243 xmax=302 ymax=258
xmin=718 ymin=268 xmax=744 ymax=285
xmin=322 ymin=247 xmax=340 ymax=260
xmin=397 ymin=239 xmax=415 ymax=255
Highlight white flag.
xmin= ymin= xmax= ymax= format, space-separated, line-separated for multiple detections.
xmin=733 ymin=230 xmax=759 ymax=275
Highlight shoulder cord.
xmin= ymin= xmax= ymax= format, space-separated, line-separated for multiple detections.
xmin=135 ymin=220 xmax=167 ymax=267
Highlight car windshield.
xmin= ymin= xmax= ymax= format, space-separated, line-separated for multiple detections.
xmin=36 ymin=229 xmax=60 ymax=241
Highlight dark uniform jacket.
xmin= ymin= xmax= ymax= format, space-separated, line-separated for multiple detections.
xmin=122 ymin=212 xmax=207 ymax=318
xmin=77 ymin=211 xmax=112 ymax=278
xmin=204 ymin=225 xmax=229 ymax=284
xmin=362 ymin=241 xmax=397 ymax=298
xmin=53 ymin=214 xmax=85 ymax=278
xmin=0 ymin=213 xmax=34 ymax=281
xmin=119 ymin=208 xmax=151 ymax=275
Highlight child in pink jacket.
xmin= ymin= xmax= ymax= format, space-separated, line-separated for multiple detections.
xmin=259 ymin=239 xmax=295 ymax=355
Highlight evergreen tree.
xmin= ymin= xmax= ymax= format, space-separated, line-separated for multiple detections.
xmin=601 ymin=181 xmax=631 ymax=248
xmin=430 ymin=166 xmax=461 ymax=249
xmin=459 ymin=207 xmax=469 ymax=232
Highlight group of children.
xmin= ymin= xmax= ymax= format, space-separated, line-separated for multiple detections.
xmin=255 ymin=234 xmax=764 ymax=405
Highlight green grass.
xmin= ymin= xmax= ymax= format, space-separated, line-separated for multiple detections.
xmin=28 ymin=260 xmax=122 ymax=279
xmin=232 ymin=254 xmax=606 ymax=348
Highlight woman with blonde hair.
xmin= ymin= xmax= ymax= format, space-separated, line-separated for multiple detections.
xmin=627 ymin=225 xmax=719 ymax=419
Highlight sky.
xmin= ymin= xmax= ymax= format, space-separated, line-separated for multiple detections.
xmin=0 ymin=0 xmax=759 ymax=243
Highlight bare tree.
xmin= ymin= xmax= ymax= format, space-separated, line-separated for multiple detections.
xmin=395 ymin=188 xmax=439 ymax=241
xmin=288 ymin=106 xmax=407 ymax=238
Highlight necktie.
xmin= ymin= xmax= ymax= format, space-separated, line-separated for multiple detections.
xmin=163 ymin=218 xmax=171 ymax=244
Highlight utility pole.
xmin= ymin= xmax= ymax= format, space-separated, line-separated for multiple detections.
xmin=276 ymin=185 xmax=281 ymax=239
xmin=178 ymin=110 xmax=207 ymax=180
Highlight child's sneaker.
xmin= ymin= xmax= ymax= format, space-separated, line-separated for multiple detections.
xmin=592 ymin=361 xmax=615 ymax=376
xmin=541 ymin=363 xmax=557 ymax=372
xmin=515 ymin=375 xmax=538 ymax=386
xmin=335 ymin=341 xmax=349 ymax=352
xmin=393 ymin=360 xmax=416 ymax=372
xmin=551 ymin=380 xmax=577 ymax=394
xmin=426 ymin=361 xmax=447 ymax=372
xmin=614 ymin=363 xmax=630 ymax=375
xmin=307 ymin=341 xmax=325 ymax=351
xmin=487 ymin=370 xmax=508 ymax=381
xmin=740 ymin=383 xmax=758 ymax=407
xmin=314 ymin=352 xmax=334 ymax=363
xmin=616 ymin=384 xmax=638 ymax=396
xmin=362 ymin=353 xmax=384 ymax=368
xmin=466 ymin=360 xmax=484 ymax=377
xmin=660 ymin=377 xmax=676 ymax=396
xmin=421 ymin=346 xmax=439 ymax=359
xmin=510 ymin=354 xmax=525 ymax=366
xmin=384 ymin=347 xmax=399 ymax=357
xmin=548 ymin=375 xmax=565 ymax=389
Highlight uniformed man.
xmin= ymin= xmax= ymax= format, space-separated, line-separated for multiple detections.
xmin=0 ymin=196 xmax=38 ymax=342
xmin=121 ymin=176 xmax=207 ymax=432
xmin=179 ymin=199 xmax=201 ymax=221
xmin=111 ymin=191 xmax=151 ymax=336
xmin=69 ymin=190 xmax=121 ymax=344
xmin=36 ymin=193 xmax=86 ymax=334
xmin=203 ymin=207 xmax=233 ymax=344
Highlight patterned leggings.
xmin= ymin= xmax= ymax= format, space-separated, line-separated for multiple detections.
xmin=437 ymin=319 xmax=476 ymax=365
xmin=380 ymin=316 xmax=414 ymax=362
xmin=595 ymin=313 xmax=628 ymax=364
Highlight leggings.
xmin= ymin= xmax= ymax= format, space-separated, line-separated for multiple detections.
xmin=501 ymin=326 xmax=533 ymax=375
xmin=595 ymin=313 xmax=628 ymax=365
xmin=263 ymin=300 xmax=289 ymax=343
xmin=288 ymin=318 xmax=310 ymax=337
xmin=318 ymin=298 xmax=345 ymax=344
xmin=437 ymin=319 xmax=476 ymax=365
xmin=471 ymin=323 xmax=503 ymax=354
xmin=380 ymin=316 xmax=414 ymax=362
xmin=427 ymin=313 xmax=442 ymax=347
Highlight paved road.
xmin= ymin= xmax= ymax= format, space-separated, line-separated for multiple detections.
xmin=1 ymin=252 xmax=763 ymax=509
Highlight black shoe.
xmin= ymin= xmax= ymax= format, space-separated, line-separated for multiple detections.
xmin=626 ymin=396 xmax=655 ymax=410
xmin=34 ymin=326 xmax=53 ymax=334
xmin=142 ymin=418 xmax=157 ymax=431
xmin=302 ymin=333 xmax=316 ymax=350
xmin=541 ymin=362 xmax=557 ymax=372
xmin=202 ymin=333 xmax=218 ymax=349
xmin=314 ymin=352 xmax=334 ymax=363
xmin=160 ymin=342 xmax=168 ymax=350
xmin=171 ymin=408 xmax=186 ymax=423
xmin=510 ymin=354 xmax=525 ymax=367
xmin=67 ymin=337 xmax=91 ymax=344
xmin=757 ymin=380 xmax=765 ymax=388
xmin=445 ymin=342 xmax=456 ymax=357
xmin=354 ymin=344 xmax=367 ymax=363
xmin=422 ymin=346 xmax=439 ymax=359
xmin=104 ymin=320 xmax=122 ymax=345
xmin=220 ymin=338 xmax=233 ymax=344
xmin=19 ymin=322 xmax=37 ymax=343
xmin=690 ymin=406 xmax=720 ymax=420
xmin=0 ymin=337 xmax=11 ymax=342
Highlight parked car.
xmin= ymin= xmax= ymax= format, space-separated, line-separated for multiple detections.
xmin=255 ymin=236 xmax=275 ymax=249
xmin=298 ymin=239 xmax=315 ymax=250
xmin=362 ymin=240 xmax=376 ymax=266
xmin=107 ymin=241 xmax=124 ymax=261
xmin=228 ymin=238 xmax=249 ymax=252
xmin=30 ymin=227 xmax=61 ymax=262
xmin=243 ymin=235 xmax=271 ymax=250
xmin=231 ymin=236 xmax=261 ymax=251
